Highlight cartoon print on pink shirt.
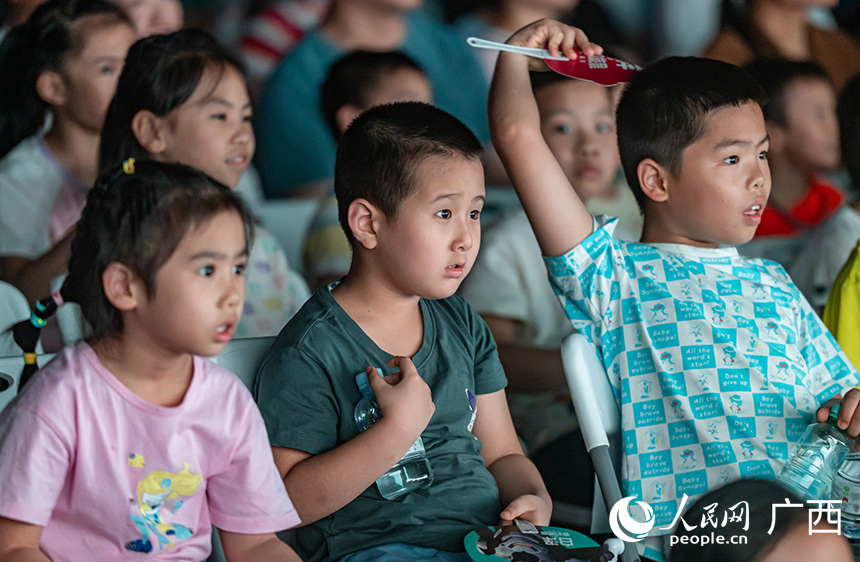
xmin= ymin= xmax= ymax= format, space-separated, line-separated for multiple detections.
xmin=125 ymin=456 xmax=202 ymax=554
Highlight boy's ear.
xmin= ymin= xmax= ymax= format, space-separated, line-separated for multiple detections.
xmin=335 ymin=105 xmax=363 ymax=135
xmin=102 ymin=262 xmax=145 ymax=312
xmin=347 ymin=198 xmax=381 ymax=250
xmin=35 ymin=70 xmax=66 ymax=107
xmin=131 ymin=110 xmax=168 ymax=155
xmin=637 ymin=158 xmax=670 ymax=204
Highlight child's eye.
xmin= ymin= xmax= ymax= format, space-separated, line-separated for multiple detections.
xmin=243 ymin=113 xmax=253 ymax=123
xmin=233 ymin=262 xmax=247 ymax=276
xmin=596 ymin=122 xmax=612 ymax=134
xmin=759 ymin=150 xmax=768 ymax=160
xmin=554 ymin=124 xmax=572 ymax=135
xmin=470 ymin=209 xmax=481 ymax=220
xmin=99 ymin=65 xmax=116 ymax=75
xmin=199 ymin=265 xmax=215 ymax=277
xmin=436 ymin=210 xmax=452 ymax=219
xmin=211 ymin=113 xmax=228 ymax=121
xmin=723 ymin=155 xmax=739 ymax=165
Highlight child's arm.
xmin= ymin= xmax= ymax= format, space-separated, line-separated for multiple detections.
xmin=0 ymin=518 xmax=50 ymax=562
xmin=271 ymin=356 xmax=435 ymax=525
xmin=472 ymin=390 xmax=552 ymax=525
xmin=219 ymin=530 xmax=301 ymax=562
xmin=489 ymin=20 xmax=602 ymax=258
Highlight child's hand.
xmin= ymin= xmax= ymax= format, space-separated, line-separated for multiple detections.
xmin=817 ymin=389 xmax=860 ymax=449
xmin=499 ymin=494 xmax=552 ymax=527
xmin=505 ymin=19 xmax=602 ymax=71
xmin=367 ymin=357 xmax=435 ymax=441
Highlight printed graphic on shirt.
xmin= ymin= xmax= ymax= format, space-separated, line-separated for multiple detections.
xmin=545 ymin=218 xmax=860 ymax=535
xmin=125 ymin=455 xmax=202 ymax=554
xmin=467 ymin=389 xmax=477 ymax=436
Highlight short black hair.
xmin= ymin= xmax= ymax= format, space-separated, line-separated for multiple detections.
xmin=839 ymin=73 xmax=860 ymax=190
xmin=334 ymin=101 xmax=482 ymax=244
xmin=616 ymin=56 xmax=765 ymax=211
xmin=321 ymin=50 xmax=425 ymax=140
xmin=669 ymin=479 xmax=813 ymax=562
xmin=744 ymin=58 xmax=830 ymax=126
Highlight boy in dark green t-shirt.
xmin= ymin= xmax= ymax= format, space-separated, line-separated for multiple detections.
xmin=255 ymin=101 xmax=552 ymax=562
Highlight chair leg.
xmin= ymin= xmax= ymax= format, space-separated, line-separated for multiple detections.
xmin=591 ymin=446 xmax=640 ymax=562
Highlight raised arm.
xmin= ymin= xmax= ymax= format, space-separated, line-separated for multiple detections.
xmin=489 ymin=20 xmax=601 ymax=257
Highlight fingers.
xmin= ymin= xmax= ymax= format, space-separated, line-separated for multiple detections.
xmin=387 ymin=356 xmax=418 ymax=379
xmin=513 ymin=18 xmax=602 ymax=59
xmin=841 ymin=389 xmax=860 ymax=438
xmin=816 ymin=394 xmax=841 ymax=422
xmin=500 ymin=497 xmax=534 ymax=522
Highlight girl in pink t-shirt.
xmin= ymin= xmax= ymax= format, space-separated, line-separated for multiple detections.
xmin=0 ymin=160 xmax=301 ymax=562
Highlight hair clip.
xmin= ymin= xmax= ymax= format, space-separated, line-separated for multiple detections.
xmin=122 ymin=158 xmax=136 ymax=175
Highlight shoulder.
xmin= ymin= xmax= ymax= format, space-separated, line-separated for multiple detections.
xmin=264 ymin=289 xmax=340 ymax=359
xmin=9 ymin=344 xmax=92 ymax=421
xmin=0 ymin=136 xmax=57 ymax=187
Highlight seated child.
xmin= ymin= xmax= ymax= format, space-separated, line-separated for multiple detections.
xmin=0 ymin=0 xmax=136 ymax=303
xmin=460 ymin=70 xmax=639 ymax=508
xmin=99 ymin=29 xmax=309 ymax=338
xmin=489 ymin=19 xmax=860 ymax=560
xmin=255 ymin=101 xmax=552 ymax=562
xmin=739 ymin=59 xmax=843 ymax=268
xmin=668 ymin=479 xmax=853 ymax=562
xmin=791 ymin=72 xmax=860 ymax=311
xmin=0 ymin=160 xmax=301 ymax=562
xmin=304 ymin=49 xmax=433 ymax=290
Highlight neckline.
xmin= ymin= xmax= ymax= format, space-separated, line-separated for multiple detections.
xmin=318 ymin=285 xmax=435 ymax=372
xmin=80 ymin=341 xmax=198 ymax=417
xmin=646 ymin=242 xmax=740 ymax=260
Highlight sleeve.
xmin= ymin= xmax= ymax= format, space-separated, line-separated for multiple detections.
xmin=466 ymin=301 xmax=507 ymax=395
xmin=254 ymin=50 xmax=335 ymax=196
xmin=793 ymin=265 xmax=860 ymax=403
xmin=542 ymin=217 xmax=623 ymax=350
xmin=206 ymin=393 xmax=301 ymax=533
xmin=254 ymin=345 xmax=340 ymax=454
xmin=0 ymin=405 xmax=72 ymax=526
xmin=824 ymin=243 xmax=860 ymax=373
xmin=459 ymin=227 xmax=530 ymax=323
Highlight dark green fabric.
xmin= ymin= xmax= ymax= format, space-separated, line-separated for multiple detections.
xmin=255 ymin=287 xmax=507 ymax=562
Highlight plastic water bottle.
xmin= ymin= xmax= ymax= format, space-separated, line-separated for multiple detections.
xmin=777 ymin=403 xmax=852 ymax=501
xmin=354 ymin=369 xmax=433 ymax=500
xmin=833 ymin=453 xmax=860 ymax=539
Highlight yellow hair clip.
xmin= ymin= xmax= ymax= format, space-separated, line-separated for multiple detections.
xmin=23 ymin=353 xmax=37 ymax=365
xmin=122 ymin=158 xmax=136 ymax=175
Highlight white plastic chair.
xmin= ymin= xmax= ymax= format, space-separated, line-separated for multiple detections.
xmin=0 ymin=353 xmax=56 ymax=413
xmin=255 ymin=198 xmax=321 ymax=276
xmin=561 ymin=332 xmax=639 ymax=562
xmin=206 ymin=335 xmax=278 ymax=562
xmin=0 ymin=281 xmax=32 ymax=357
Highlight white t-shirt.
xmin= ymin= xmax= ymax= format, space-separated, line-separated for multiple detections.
xmin=0 ymin=342 xmax=300 ymax=561
xmin=0 ymin=134 xmax=87 ymax=258
xmin=789 ymin=206 xmax=860 ymax=309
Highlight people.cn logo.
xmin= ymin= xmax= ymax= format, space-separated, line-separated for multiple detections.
xmin=609 ymin=497 xmax=656 ymax=542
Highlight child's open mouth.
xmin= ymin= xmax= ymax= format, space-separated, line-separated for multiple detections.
xmin=446 ymin=263 xmax=465 ymax=277
xmin=743 ymin=204 xmax=763 ymax=224
xmin=215 ymin=322 xmax=236 ymax=342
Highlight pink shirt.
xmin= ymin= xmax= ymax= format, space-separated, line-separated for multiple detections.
xmin=0 ymin=342 xmax=300 ymax=561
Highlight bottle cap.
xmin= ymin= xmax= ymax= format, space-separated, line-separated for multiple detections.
xmin=827 ymin=403 xmax=843 ymax=430
xmin=355 ymin=367 xmax=383 ymax=398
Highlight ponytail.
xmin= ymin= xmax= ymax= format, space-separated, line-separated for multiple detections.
xmin=11 ymin=288 xmax=71 ymax=390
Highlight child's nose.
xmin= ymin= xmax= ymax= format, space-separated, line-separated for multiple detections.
xmin=453 ymin=220 xmax=474 ymax=251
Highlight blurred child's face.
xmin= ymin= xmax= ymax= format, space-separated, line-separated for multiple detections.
xmin=54 ymin=17 xmax=135 ymax=134
xmin=135 ymin=209 xmax=247 ymax=357
xmin=661 ymin=102 xmax=771 ymax=247
xmin=111 ymin=0 xmax=183 ymax=37
xmin=156 ymin=64 xmax=254 ymax=189
xmin=374 ymin=155 xmax=484 ymax=300
xmin=364 ymin=68 xmax=432 ymax=109
xmin=778 ymin=77 xmax=840 ymax=171
xmin=535 ymin=79 xmax=619 ymax=202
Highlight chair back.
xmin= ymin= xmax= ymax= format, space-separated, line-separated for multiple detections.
xmin=0 ymin=353 xmax=56 ymax=413
xmin=209 ymin=336 xmax=277 ymax=391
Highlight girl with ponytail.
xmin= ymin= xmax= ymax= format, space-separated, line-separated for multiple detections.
xmin=0 ymin=0 xmax=134 ymax=303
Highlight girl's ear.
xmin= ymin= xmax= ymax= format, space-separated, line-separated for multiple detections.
xmin=102 ymin=263 xmax=145 ymax=311
xmin=35 ymin=70 xmax=66 ymax=107
xmin=637 ymin=158 xmax=671 ymax=204
xmin=131 ymin=110 xmax=167 ymax=155
xmin=347 ymin=198 xmax=381 ymax=250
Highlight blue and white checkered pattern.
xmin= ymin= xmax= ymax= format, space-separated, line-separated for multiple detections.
xmin=545 ymin=217 xmax=860 ymax=535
